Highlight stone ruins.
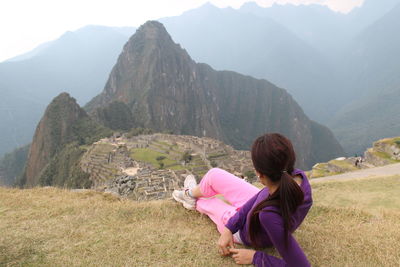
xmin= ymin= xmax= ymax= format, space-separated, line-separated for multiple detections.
xmin=80 ymin=133 xmax=254 ymax=201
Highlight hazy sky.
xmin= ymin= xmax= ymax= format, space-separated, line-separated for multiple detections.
xmin=0 ymin=0 xmax=363 ymax=62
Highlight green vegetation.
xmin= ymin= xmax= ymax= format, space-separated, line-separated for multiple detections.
xmin=0 ymin=145 xmax=30 ymax=186
xmin=94 ymin=101 xmax=134 ymax=131
xmin=156 ymin=156 xmax=166 ymax=161
xmin=71 ymin=117 xmax=113 ymax=145
xmin=131 ymin=148 xmax=178 ymax=168
xmin=1 ymin=175 xmax=400 ymax=266
xmin=371 ymin=151 xmax=399 ymax=163
xmin=181 ymin=151 xmax=192 ymax=163
xmin=39 ymin=143 xmax=92 ymax=188
xmin=126 ymin=127 xmax=154 ymax=138
xmin=207 ymin=153 xmax=228 ymax=160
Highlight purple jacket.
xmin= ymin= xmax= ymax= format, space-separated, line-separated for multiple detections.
xmin=225 ymin=169 xmax=313 ymax=267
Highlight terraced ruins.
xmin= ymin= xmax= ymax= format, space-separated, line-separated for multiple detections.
xmin=80 ymin=133 xmax=254 ymax=200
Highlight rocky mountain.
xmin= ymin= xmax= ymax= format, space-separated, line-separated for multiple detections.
xmin=329 ymin=3 xmax=400 ymax=155
xmin=0 ymin=25 xmax=135 ymax=158
xmin=20 ymin=93 xmax=111 ymax=188
xmin=160 ymin=4 xmax=342 ymax=121
xmin=87 ymin=21 xmax=344 ymax=169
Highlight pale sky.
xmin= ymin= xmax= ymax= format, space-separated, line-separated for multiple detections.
xmin=0 ymin=0 xmax=363 ymax=62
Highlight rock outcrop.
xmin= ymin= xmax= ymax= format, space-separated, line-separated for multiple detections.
xmin=364 ymin=137 xmax=400 ymax=166
xmin=309 ymin=137 xmax=400 ymax=178
xmin=86 ymin=21 xmax=344 ymax=169
xmin=21 ymin=93 xmax=111 ymax=188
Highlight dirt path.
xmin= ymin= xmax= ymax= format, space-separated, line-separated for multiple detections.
xmin=310 ymin=163 xmax=400 ymax=183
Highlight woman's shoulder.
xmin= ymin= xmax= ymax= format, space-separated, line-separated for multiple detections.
xmin=292 ymin=168 xmax=307 ymax=179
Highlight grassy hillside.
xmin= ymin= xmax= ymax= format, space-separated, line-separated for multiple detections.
xmin=1 ymin=176 xmax=399 ymax=266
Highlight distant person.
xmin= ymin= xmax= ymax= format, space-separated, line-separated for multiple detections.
xmin=173 ymin=133 xmax=312 ymax=266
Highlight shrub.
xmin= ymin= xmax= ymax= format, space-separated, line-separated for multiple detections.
xmin=156 ymin=156 xmax=166 ymax=161
xmin=181 ymin=151 xmax=192 ymax=163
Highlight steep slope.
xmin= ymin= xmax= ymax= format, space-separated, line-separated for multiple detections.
xmin=87 ymin=21 xmax=344 ymax=169
xmin=0 ymin=25 xmax=135 ymax=157
xmin=0 ymin=145 xmax=30 ymax=186
xmin=159 ymin=3 xmax=342 ymax=121
xmin=21 ymin=93 xmax=111 ymax=188
xmin=330 ymin=3 xmax=400 ymax=154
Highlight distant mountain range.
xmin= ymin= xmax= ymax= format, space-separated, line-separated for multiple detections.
xmin=1 ymin=0 xmax=400 ymax=160
xmin=329 ymin=2 xmax=400 ymax=154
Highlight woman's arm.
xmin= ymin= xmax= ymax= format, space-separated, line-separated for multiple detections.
xmin=252 ymin=211 xmax=311 ymax=267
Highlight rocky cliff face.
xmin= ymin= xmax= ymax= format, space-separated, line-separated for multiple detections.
xmin=87 ymin=21 xmax=344 ymax=169
xmin=22 ymin=93 xmax=111 ymax=187
xmin=24 ymin=93 xmax=86 ymax=187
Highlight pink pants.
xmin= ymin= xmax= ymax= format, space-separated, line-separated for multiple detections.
xmin=196 ymin=168 xmax=260 ymax=236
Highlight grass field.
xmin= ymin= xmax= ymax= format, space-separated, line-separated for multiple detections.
xmin=1 ymin=176 xmax=400 ymax=266
xmin=130 ymin=148 xmax=178 ymax=168
xmin=312 ymin=175 xmax=400 ymax=214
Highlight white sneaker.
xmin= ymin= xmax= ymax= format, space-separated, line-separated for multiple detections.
xmin=184 ymin=174 xmax=197 ymax=190
xmin=172 ymin=189 xmax=196 ymax=210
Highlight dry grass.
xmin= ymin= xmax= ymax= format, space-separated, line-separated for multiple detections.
xmin=311 ymin=175 xmax=400 ymax=214
xmin=1 ymin=176 xmax=400 ymax=266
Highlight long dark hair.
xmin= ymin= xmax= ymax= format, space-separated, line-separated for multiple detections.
xmin=248 ymin=133 xmax=304 ymax=248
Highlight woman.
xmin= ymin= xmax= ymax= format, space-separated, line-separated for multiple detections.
xmin=172 ymin=133 xmax=312 ymax=266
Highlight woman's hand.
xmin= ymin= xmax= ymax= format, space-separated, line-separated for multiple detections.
xmin=218 ymin=227 xmax=235 ymax=256
xmin=229 ymin=248 xmax=256 ymax=265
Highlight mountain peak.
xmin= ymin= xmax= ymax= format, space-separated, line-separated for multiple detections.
xmin=134 ymin=20 xmax=172 ymax=41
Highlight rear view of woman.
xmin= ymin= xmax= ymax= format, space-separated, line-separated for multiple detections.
xmin=172 ymin=133 xmax=312 ymax=266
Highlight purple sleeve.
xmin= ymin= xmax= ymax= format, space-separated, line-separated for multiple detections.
xmin=225 ymin=192 xmax=259 ymax=233
xmin=252 ymin=212 xmax=310 ymax=267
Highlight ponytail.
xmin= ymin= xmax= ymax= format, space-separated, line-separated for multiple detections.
xmin=278 ymin=171 xmax=304 ymax=247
